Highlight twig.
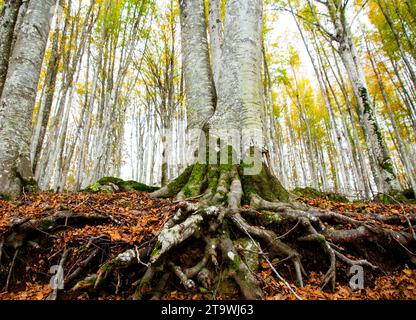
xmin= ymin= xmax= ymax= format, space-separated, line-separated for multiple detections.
xmin=332 ymin=247 xmax=378 ymax=269
xmin=115 ymin=271 xmax=121 ymax=295
xmin=277 ymin=219 xmax=300 ymax=239
xmin=73 ymin=196 xmax=91 ymax=210
xmin=212 ymin=261 xmax=224 ymax=300
xmin=66 ymin=248 xmax=100 ymax=285
xmin=381 ymin=193 xmax=416 ymax=241
xmin=135 ymin=245 xmax=149 ymax=267
xmin=405 ymin=216 xmax=416 ymax=241
xmin=4 ymin=249 xmax=19 ymax=292
xmin=394 ymin=238 xmax=416 ymax=256
xmin=233 ymin=219 xmax=303 ymax=300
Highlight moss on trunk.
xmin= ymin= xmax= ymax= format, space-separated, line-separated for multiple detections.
xmin=240 ymin=163 xmax=289 ymax=204
xmin=154 ymin=161 xmax=290 ymax=205
xmin=84 ymin=177 xmax=158 ymax=194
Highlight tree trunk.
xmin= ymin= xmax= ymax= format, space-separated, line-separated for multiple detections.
xmin=0 ymin=0 xmax=22 ymax=96
xmin=0 ymin=0 xmax=54 ymax=198
xmin=179 ymin=0 xmax=216 ymax=161
xmin=31 ymin=9 xmax=64 ymax=172
xmin=375 ymin=0 xmax=416 ymax=92
xmin=208 ymin=0 xmax=222 ymax=87
xmin=368 ymin=43 xmax=416 ymax=197
xmin=327 ymin=0 xmax=397 ymax=194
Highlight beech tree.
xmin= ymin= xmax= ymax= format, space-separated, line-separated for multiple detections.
xmin=304 ymin=0 xmax=398 ymax=195
xmin=0 ymin=0 xmax=55 ymax=198
xmin=81 ymin=0 xmax=410 ymax=299
xmin=0 ymin=0 xmax=415 ymax=302
xmin=0 ymin=0 xmax=22 ymax=96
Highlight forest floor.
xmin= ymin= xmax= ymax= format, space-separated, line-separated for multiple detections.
xmin=0 ymin=191 xmax=415 ymax=300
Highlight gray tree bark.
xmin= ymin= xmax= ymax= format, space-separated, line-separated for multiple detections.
xmin=309 ymin=0 xmax=399 ymax=194
xmin=179 ymin=0 xmax=216 ymax=161
xmin=0 ymin=0 xmax=54 ymax=198
xmin=208 ymin=0 xmax=222 ymax=87
xmin=0 ymin=0 xmax=22 ymax=96
xmin=31 ymin=8 xmax=64 ymax=173
xmin=210 ymin=0 xmax=265 ymax=160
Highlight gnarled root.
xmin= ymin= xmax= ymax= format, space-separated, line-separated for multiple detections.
xmin=9 ymin=164 xmax=414 ymax=300
xmin=71 ymin=164 xmax=416 ymax=300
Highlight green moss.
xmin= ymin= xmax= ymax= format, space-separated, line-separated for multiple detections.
xmin=79 ymin=244 xmax=89 ymax=253
xmin=219 ymin=219 xmax=233 ymax=234
xmin=41 ymin=218 xmax=54 ymax=231
xmin=235 ymin=238 xmax=259 ymax=273
xmin=262 ymin=211 xmax=282 ymax=225
xmin=99 ymin=261 xmax=112 ymax=273
xmin=120 ymin=181 xmax=158 ymax=193
xmin=166 ymin=165 xmax=195 ymax=197
xmin=327 ymin=193 xmax=350 ymax=203
xmin=376 ymin=189 xmax=412 ymax=204
xmin=22 ymin=179 xmax=39 ymax=193
xmin=293 ymin=187 xmax=323 ymax=198
xmin=216 ymin=189 xmax=226 ymax=197
xmin=360 ymin=87 xmax=382 ymax=143
xmin=85 ymin=275 xmax=97 ymax=284
xmin=150 ymin=241 xmax=162 ymax=259
xmin=228 ymin=253 xmax=242 ymax=270
xmin=316 ymin=234 xmax=326 ymax=244
xmin=75 ymin=275 xmax=97 ymax=290
xmin=97 ymin=177 xmax=124 ymax=185
xmin=0 ymin=193 xmax=11 ymax=201
xmin=206 ymin=165 xmax=219 ymax=191
xmin=380 ymin=158 xmax=395 ymax=178
xmin=240 ymin=163 xmax=289 ymax=203
xmin=182 ymin=164 xmax=207 ymax=198
xmin=84 ymin=177 xmax=157 ymax=194
xmin=88 ymin=182 xmax=101 ymax=192
xmin=60 ymin=203 xmax=71 ymax=210
xmin=292 ymin=187 xmax=349 ymax=202
xmin=360 ymin=86 xmax=396 ymax=181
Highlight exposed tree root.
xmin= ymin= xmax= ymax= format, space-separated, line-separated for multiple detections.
xmin=1 ymin=166 xmax=415 ymax=300
xmin=5 ymin=210 xmax=115 ymax=249
xmin=218 ymin=231 xmax=264 ymax=300
xmin=67 ymin=164 xmax=416 ymax=299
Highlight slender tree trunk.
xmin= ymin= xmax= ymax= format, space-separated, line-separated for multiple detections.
xmin=368 ymin=44 xmax=416 ymax=196
xmin=330 ymin=45 xmax=373 ymax=198
xmin=31 ymin=9 xmax=65 ymax=172
xmin=161 ymin=122 xmax=169 ymax=187
xmin=375 ymin=0 xmax=416 ymax=92
xmin=0 ymin=0 xmax=22 ymax=96
xmin=320 ymin=0 xmax=398 ymax=194
xmin=10 ymin=0 xmax=28 ymax=51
